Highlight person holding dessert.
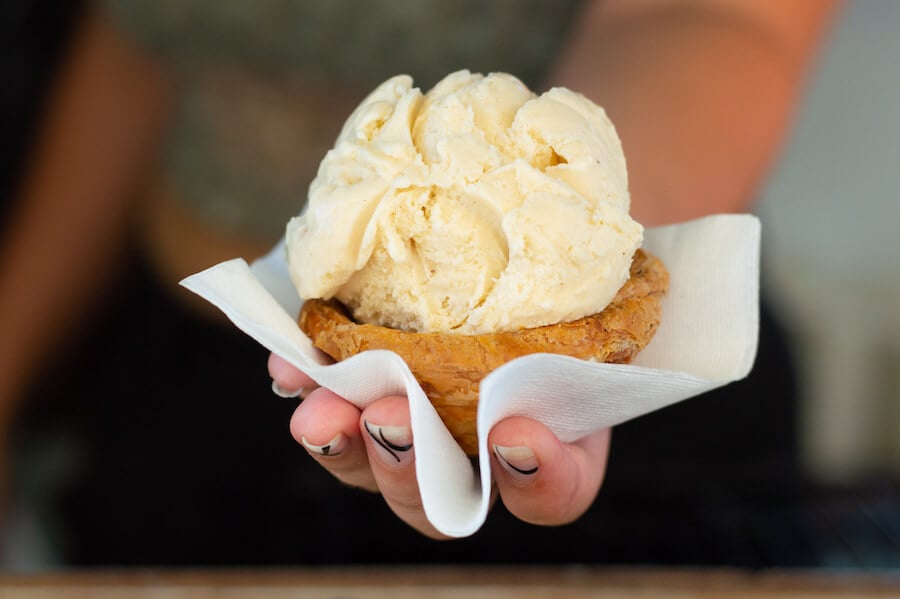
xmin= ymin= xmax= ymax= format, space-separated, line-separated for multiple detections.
xmin=2 ymin=0 xmax=838 ymax=564
xmin=267 ymin=1 xmax=839 ymax=539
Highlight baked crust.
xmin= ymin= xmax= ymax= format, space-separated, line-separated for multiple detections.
xmin=298 ymin=248 xmax=669 ymax=454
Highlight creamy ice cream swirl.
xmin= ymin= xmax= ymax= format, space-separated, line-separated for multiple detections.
xmin=286 ymin=70 xmax=642 ymax=335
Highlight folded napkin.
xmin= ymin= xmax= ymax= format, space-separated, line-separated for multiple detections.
xmin=180 ymin=213 xmax=760 ymax=537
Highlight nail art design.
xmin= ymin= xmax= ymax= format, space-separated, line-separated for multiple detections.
xmin=301 ymin=433 xmax=345 ymax=457
xmin=493 ymin=444 xmax=539 ymax=476
xmin=364 ymin=421 xmax=412 ymax=464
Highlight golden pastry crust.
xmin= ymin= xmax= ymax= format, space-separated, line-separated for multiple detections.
xmin=298 ymin=249 xmax=669 ymax=455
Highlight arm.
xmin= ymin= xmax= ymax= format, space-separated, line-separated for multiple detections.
xmin=550 ymin=0 xmax=841 ymax=226
xmin=0 ymin=10 xmax=170 ymax=425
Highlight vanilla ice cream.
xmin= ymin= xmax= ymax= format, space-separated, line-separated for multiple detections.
xmin=286 ymin=70 xmax=642 ymax=335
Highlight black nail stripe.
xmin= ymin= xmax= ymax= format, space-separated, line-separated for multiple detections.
xmin=364 ymin=421 xmax=411 ymax=463
xmin=304 ymin=440 xmax=342 ymax=457
xmin=494 ymin=449 xmax=539 ymax=476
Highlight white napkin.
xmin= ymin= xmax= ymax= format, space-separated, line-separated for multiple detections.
xmin=180 ymin=213 xmax=760 ymax=537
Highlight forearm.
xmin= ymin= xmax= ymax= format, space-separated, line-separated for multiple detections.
xmin=0 ymin=11 xmax=170 ymax=420
xmin=550 ymin=0 xmax=840 ymax=226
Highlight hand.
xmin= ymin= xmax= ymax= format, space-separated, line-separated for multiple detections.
xmin=269 ymin=353 xmax=611 ymax=538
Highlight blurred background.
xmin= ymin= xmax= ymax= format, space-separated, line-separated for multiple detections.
xmin=757 ymin=0 xmax=900 ymax=485
xmin=1 ymin=0 xmax=898 ymax=572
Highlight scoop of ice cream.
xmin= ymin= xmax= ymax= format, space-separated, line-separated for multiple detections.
xmin=286 ymin=70 xmax=643 ymax=335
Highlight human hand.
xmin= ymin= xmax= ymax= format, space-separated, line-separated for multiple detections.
xmin=268 ymin=353 xmax=611 ymax=538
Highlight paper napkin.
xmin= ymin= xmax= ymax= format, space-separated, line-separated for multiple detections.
xmin=180 ymin=213 xmax=760 ymax=537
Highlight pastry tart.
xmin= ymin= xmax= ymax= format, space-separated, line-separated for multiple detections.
xmin=299 ymin=249 xmax=669 ymax=455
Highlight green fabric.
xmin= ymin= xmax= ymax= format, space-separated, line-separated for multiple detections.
xmin=103 ymin=0 xmax=581 ymax=237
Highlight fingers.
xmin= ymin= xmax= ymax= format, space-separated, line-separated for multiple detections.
xmin=360 ymin=397 xmax=448 ymax=539
xmin=290 ymin=388 xmax=377 ymax=491
xmin=289 ymin=389 xmax=445 ymax=539
xmin=268 ymin=353 xmax=319 ymax=398
xmin=489 ymin=416 xmax=611 ymax=526
xmin=280 ymin=355 xmax=607 ymax=534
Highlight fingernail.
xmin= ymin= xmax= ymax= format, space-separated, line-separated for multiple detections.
xmin=364 ymin=421 xmax=413 ymax=468
xmin=272 ymin=381 xmax=315 ymax=399
xmin=493 ymin=444 xmax=539 ymax=478
xmin=272 ymin=380 xmax=300 ymax=398
xmin=301 ymin=433 xmax=346 ymax=457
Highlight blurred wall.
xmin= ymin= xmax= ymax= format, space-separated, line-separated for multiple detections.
xmin=758 ymin=0 xmax=900 ymax=482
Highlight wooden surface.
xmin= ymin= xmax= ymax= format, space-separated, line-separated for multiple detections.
xmin=1 ymin=567 xmax=899 ymax=598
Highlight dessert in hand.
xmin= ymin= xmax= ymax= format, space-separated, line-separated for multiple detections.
xmin=287 ymin=70 xmax=668 ymax=454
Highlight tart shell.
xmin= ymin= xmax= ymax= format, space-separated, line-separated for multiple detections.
xmin=298 ymin=249 xmax=669 ymax=455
